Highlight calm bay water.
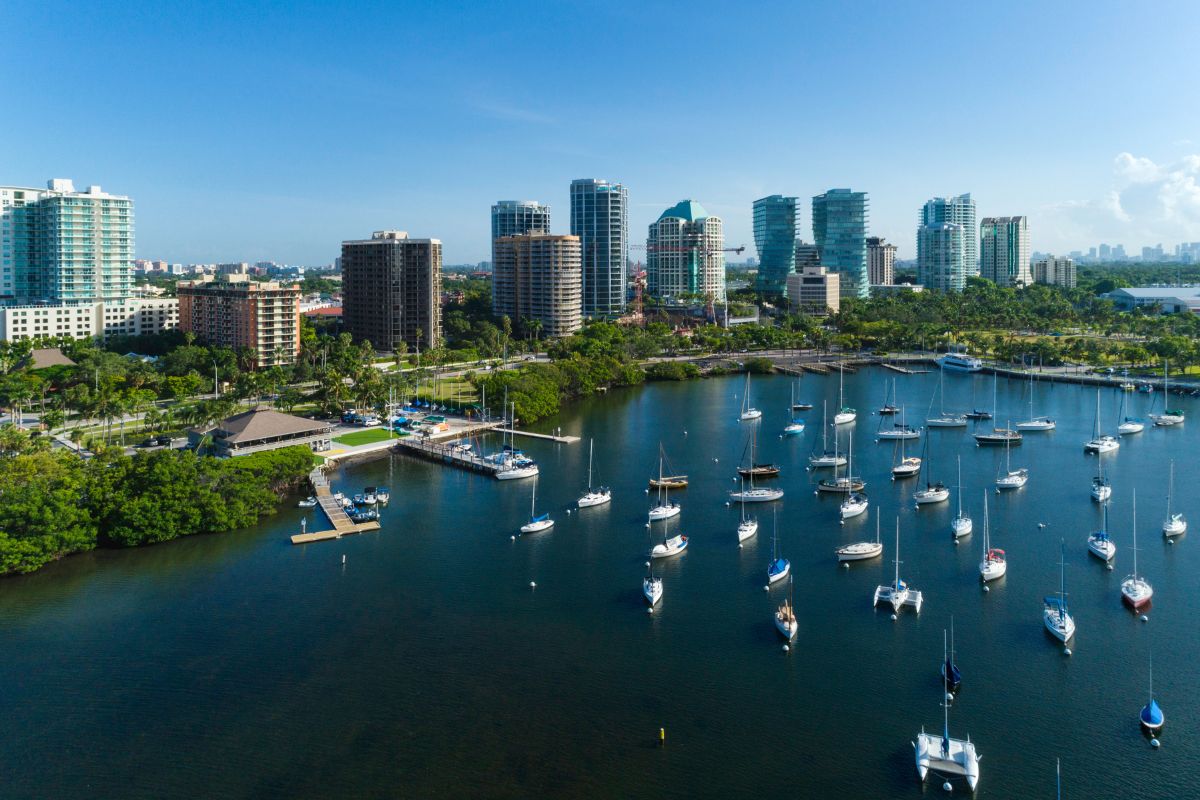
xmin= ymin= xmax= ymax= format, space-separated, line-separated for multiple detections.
xmin=1 ymin=369 xmax=1197 ymax=798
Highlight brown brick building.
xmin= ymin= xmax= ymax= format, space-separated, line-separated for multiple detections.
xmin=340 ymin=231 xmax=441 ymax=353
xmin=177 ymin=275 xmax=301 ymax=367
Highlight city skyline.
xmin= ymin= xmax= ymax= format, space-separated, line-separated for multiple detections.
xmin=5 ymin=2 xmax=1200 ymax=265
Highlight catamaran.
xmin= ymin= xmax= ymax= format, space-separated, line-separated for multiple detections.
xmin=995 ymin=427 xmax=1029 ymax=490
xmin=915 ymin=631 xmax=981 ymax=792
xmin=577 ymin=438 xmax=612 ymax=508
xmin=1163 ymin=460 xmax=1186 ymax=537
xmin=1149 ymin=360 xmax=1185 ymax=426
xmin=952 ymin=455 xmax=972 ymax=538
xmin=874 ymin=518 xmax=923 ymax=613
xmin=913 ymin=434 xmax=949 ymax=505
xmin=926 ymin=369 xmax=968 ymax=427
xmin=739 ymin=371 xmax=762 ymax=421
xmin=767 ymin=509 xmax=790 ymax=584
xmin=1088 ymin=500 xmax=1117 ymax=561
xmin=839 ymin=432 xmax=868 ymax=520
xmin=1044 ymin=541 xmax=1075 ymax=643
xmin=736 ymin=478 xmax=759 ymax=542
xmin=809 ymin=402 xmax=847 ymax=468
xmin=519 ymin=484 xmax=554 ymax=534
xmin=979 ymin=492 xmax=1006 ymax=581
xmin=1016 ymin=368 xmax=1056 ymax=431
xmin=837 ymin=514 xmax=884 ymax=561
xmin=774 ymin=574 xmax=798 ymax=640
xmin=648 ymin=454 xmax=681 ymax=521
xmin=1121 ymin=490 xmax=1153 ymax=610
xmin=834 ymin=362 xmax=856 ymax=425
xmin=1084 ymin=388 xmax=1119 ymax=453
xmin=1090 ymin=455 xmax=1111 ymax=503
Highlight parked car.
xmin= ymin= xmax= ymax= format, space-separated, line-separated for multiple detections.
xmin=155 ymin=435 xmax=173 ymax=447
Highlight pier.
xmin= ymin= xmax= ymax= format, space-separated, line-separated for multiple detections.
xmin=394 ymin=436 xmax=509 ymax=476
xmin=497 ymin=428 xmax=580 ymax=444
xmin=290 ymin=467 xmax=382 ymax=544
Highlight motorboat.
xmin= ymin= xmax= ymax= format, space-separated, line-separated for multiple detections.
xmin=874 ymin=518 xmax=922 ymax=613
xmin=375 ymin=488 xmax=390 ymax=505
xmin=837 ymin=515 xmax=884 ymax=561
xmin=1163 ymin=460 xmax=1186 ymax=538
xmin=915 ymin=632 xmax=980 ymax=792
xmin=650 ymin=533 xmax=688 ymax=559
xmin=1044 ymin=541 xmax=1075 ymax=642
xmin=297 ymin=496 xmax=318 ymax=508
xmin=1120 ymin=491 xmax=1153 ymax=611
xmin=978 ymin=493 xmax=1006 ymax=581
xmin=937 ymin=347 xmax=984 ymax=372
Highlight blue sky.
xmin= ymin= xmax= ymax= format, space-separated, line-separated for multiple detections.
xmin=5 ymin=0 xmax=1200 ymax=264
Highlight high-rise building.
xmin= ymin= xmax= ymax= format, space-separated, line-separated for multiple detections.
xmin=491 ymin=200 xmax=550 ymax=316
xmin=1099 ymin=243 xmax=1112 ymax=260
xmin=0 ymin=179 xmax=134 ymax=303
xmin=570 ymin=179 xmax=628 ymax=317
xmin=492 ymin=233 xmax=582 ymax=338
xmin=177 ymin=274 xmax=300 ymax=367
xmin=340 ymin=231 xmax=442 ymax=353
xmin=811 ymin=189 xmax=868 ymax=299
xmin=1033 ymin=256 xmax=1077 ymax=288
xmin=918 ymin=194 xmax=976 ymax=291
xmin=646 ymin=200 xmax=725 ymax=301
xmin=786 ymin=265 xmax=841 ymax=315
xmin=794 ymin=240 xmax=821 ymax=272
xmin=752 ymin=195 xmax=797 ymax=295
xmin=979 ymin=216 xmax=1031 ymax=287
xmin=866 ymin=236 xmax=896 ymax=285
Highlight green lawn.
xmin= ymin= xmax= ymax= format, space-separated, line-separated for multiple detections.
xmin=333 ymin=428 xmax=395 ymax=446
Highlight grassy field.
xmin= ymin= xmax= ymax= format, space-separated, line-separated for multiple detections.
xmin=332 ymin=428 xmax=395 ymax=446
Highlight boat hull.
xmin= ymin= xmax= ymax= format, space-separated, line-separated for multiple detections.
xmin=648 ymin=504 xmax=681 ymax=521
xmin=809 ymin=455 xmax=847 ymax=468
xmin=1043 ymin=608 xmax=1075 ymax=642
xmin=1087 ymin=536 xmax=1116 ymax=561
xmin=1084 ymin=437 xmax=1119 ymax=453
xmin=952 ymin=517 xmax=973 ymax=538
xmin=650 ymin=536 xmax=688 ymax=559
xmin=520 ymin=519 xmax=554 ymax=534
xmin=980 ymin=560 xmax=1006 ymax=581
xmin=926 ymin=417 xmax=968 ymax=428
xmin=643 ymin=578 xmax=663 ymax=605
xmin=578 ymin=491 xmax=612 ymax=508
xmin=914 ymin=488 xmax=949 ymax=504
xmin=731 ymin=489 xmax=784 ymax=502
xmin=740 ymin=410 xmax=763 ymax=421
xmin=648 ymin=477 xmax=688 ymax=490
xmin=877 ymin=430 xmax=920 ymax=440
xmin=833 ymin=412 xmax=857 ymax=425
xmin=915 ymin=732 xmax=980 ymax=791
xmin=496 ymin=466 xmax=539 ymax=480
xmin=1163 ymin=516 xmax=1187 ymax=537
xmin=774 ymin=615 xmax=798 ymax=640
xmin=737 ymin=520 xmax=758 ymax=541
xmin=1121 ymin=580 xmax=1153 ymax=610
xmin=837 ymin=542 xmax=883 ymax=561
xmin=1015 ymin=419 xmax=1056 ymax=431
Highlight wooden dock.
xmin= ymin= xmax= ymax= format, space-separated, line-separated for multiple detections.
xmin=395 ymin=437 xmax=509 ymax=476
xmin=801 ymin=363 xmax=830 ymax=375
xmin=498 ymin=428 xmax=580 ymax=444
xmin=881 ymin=362 xmax=921 ymax=375
xmin=289 ymin=467 xmax=384 ymax=544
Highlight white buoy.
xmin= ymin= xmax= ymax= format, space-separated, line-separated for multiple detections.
xmin=1107 ymin=563 xmax=1114 ymax=571
xmin=738 ymin=543 xmax=743 ymax=549
xmin=1064 ymin=647 xmax=1072 ymax=656
xmin=943 ymin=780 xmax=953 ymax=792
xmin=843 ymin=563 xmax=850 ymax=569
xmin=763 ymin=585 xmax=769 ymax=591
xmin=891 ymin=614 xmax=898 ymax=621
xmin=953 ymin=539 xmax=958 ymax=546
xmin=644 ymin=488 xmax=649 ymax=494
xmin=684 ymin=431 xmax=687 ymax=435
xmin=714 ymin=458 xmax=719 ymax=463
xmin=511 ymin=535 xmax=516 ymax=541
xmin=1151 ymin=738 xmax=1161 ymax=748
xmin=1168 ymin=539 xmax=1175 ymax=546
xmin=840 ymin=520 xmax=845 ymax=526
xmin=644 ymin=561 xmax=651 ymax=568
xmin=645 ymin=523 xmax=651 ymax=529
xmin=945 ymin=693 xmax=954 ymax=704
xmin=566 ymin=510 xmax=571 ymax=515
xmin=530 ymin=581 xmax=537 ymax=589
xmin=782 ymin=644 xmax=790 ymax=652
xmin=647 ymin=607 xmax=654 ymax=614
xmin=982 ymin=585 xmax=990 ymax=593
xmin=725 ymin=501 xmax=731 ymax=507
xmin=1141 ymin=615 xmax=1149 ymax=623
xmin=1038 ymin=522 xmax=1047 ymax=529
xmin=341 ymin=554 xmax=346 ymax=564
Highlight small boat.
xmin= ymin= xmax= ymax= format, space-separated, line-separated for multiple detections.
xmin=1117 ymin=390 xmax=1144 ymax=434
xmin=893 ymin=456 xmax=922 ymax=479
xmin=1163 ymin=460 xmax=1186 ymax=537
xmin=1087 ymin=501 xmax=1116 ymax=561
xmin=1084 ymin=388 xmax=1120 ymax=453
xmin=736 ymin=479 xmax=758 ymax=542
xmin=297 ymin=496 xmax=318 ymax=508
xmin=952 ymin=456 xmax=972 ymax=538
xmin=774 ymin=575 xmax=798 ymax=640
xmin=332 ymin=492 xmax=346 ymax=503
xmin=577 ymin=439 xmax=612 ymax=508
xmin=1148 ymin=360 xmax=1185 ymax=426
xmin=519 ymin=485 xmax=554 ymax=534
xmin=1121 ymin=491 xmax=1153 ymax=610
xmin=874 ymin=518 xmax=923 ymax=613
xmin=650 ymin=532 xmax=688 ymax=559
xmin=360 ymin=488 xmax=378 ymax=506
xmin=965 ymin=408 xmax=993 ymax=421
xmin=783 ymin=384 xmax=806 ymax=436
xmin=915 ymin=630 xmax=981 ymax=792
xmin=352 ymin=493 xmax=365 ymax=506
xmin=833 ymin=362 xmax=856 ymax=425
xmin=349 ymin=509 xmax=379 ymax=524
xmin=995 ymin=429 xmax=1028 ymax=490
xmin=837 ymin=515 xmax=884 ymax=561
xmin=1044 ymin=541 xmax=1075 ymax=642
xmin=1140 ymin=652 xmax=1164 ymax=734
xmin=942 ymin=617 xmax=963 ymax=691
xmin=979 ymin=492 xmax=1006 ymax=581
xmin=496 ymin=461 xmax=540 ymax=480
xmin=1016 ymin=368 xmax=1056 ymax=430
xmin=647 ymin=444 xmax=687 ymax=489
xmin=838 ymin=433 xmax=868 ymax=519
xmin=878 ymin=378 xmax=899 ymax=415
xmin=1090 ymin=457 xmax=1111 ymax=503
xmin=976 ymin=373 xmax=1024 ymax=445
xmin=375 ymin=488 xmax=390 ymax=505
xmin=878 ymin=405 xmax=920 ymax=440
xmin=767 ymin=509 xmax=790 ymax=584
xmin=643 ymin=556 xmax=663 ymax=606
xmin=739 ymin=371 xmax=762 ymax=421
xmin=809 ymin=402 xmax=848 ymax=468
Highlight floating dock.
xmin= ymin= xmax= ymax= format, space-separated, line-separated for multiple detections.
xmin=289 ymin=468 xmax=383 ymax=544
xmin=394 ymin=437 xmax=509 ymax=476
xmin=497 ymin=428 xmax=580 ymax=444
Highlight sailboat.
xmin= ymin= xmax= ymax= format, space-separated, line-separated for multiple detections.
xmin=1087 ymin=500 xmax=1117 ymax=561
xmin=837 ymin=514 xmax=885 ymax=561
xmin=792 ymin=378 xmax=813 ymax=411
xmin=1140 ymin=651 xmax=1164 ymax=734
xmin=979 ymin=492 xmax=1007 ymax=581
xmin=648 ymin=444 xmax=688 ymax=489
xmin=809 ymin=402 xmax=847 ymax=468
xmin=913 ymin=434 xmax=949 ymax=504
xmin=730 ymin=448 xmax=785 ymax=503
xmin=494 ymin=400 xmax=540 ymax=480
xmin=818 ymin=433 xmax=865 ymax=493
xmin=774 ymin=574 xmax=798 ymax=640
xmin=643 ymin=540 xmax=663 ymax=606
xmin=995 ymin=424 xmax=1029 ymax=490
xmin=1149 ymin=360 xmax=1185 ymax=426
xmin=891 ymin=414 xmax=922 ymax=478
xmin=878 ymin=404 xmax=920 ymax=440
xmin=975 ymin=371 xmax=1023 ymax=444
xmin=878 ymin=377 xmax=899 ymax=415
xmin=839 ymin=432 xmax=869 ymax=520
xmin=915 ymin=630 xmax=980 ymax=792
xmin=1121 ymin=490 xmax=1153 ymax=610
xmin=736 ymin=478 xmax=759 ymax=542
xmin=1117 ymin=387 xmax=1145 ymax=435
xmin=1163 ymin=460 xmax=1186 ymax=537
xmin=649 ymin=528 xmax=688 ymax=559
xmin=833 ymin=362 xmax=856 ymax=425
xmin=874 ymin=518 xmax=923 ymax=613
xmin=767 ymin=508 xmax=790 ymax=584
xmin=942 ymin=617 xmax=963 ymax=691
xmin=739 ymin=371 xmax=762 ymax=421
xmin=1090 ymin=454 xmax=1111 ymax=502
xmin=1016 ymin=368 xmax=1056 ymax=430
xmin=648 ymin=453 xmax=682 ymax=521
xmin=783 ymin=383 xmax=806 ymax=436
xmin=577 ymin=438 xmax=612 ymax=508
xmin=1084 ymin=388 xmax=1120 ymax=453
xmin=737 ymin=424 xmax=780 ymax=478
xmin=952 ymin=455 xmax=972 ymax=538
xmin=519 ymin=484 xmax=554 ymax=533
xmin=926 ymin=369 xmax=968 ymax=427
xmin=1043 ymin=540 xmax=1075 ymax=642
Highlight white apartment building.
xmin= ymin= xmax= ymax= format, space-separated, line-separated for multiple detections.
xmin=1033 ymin=255 xmax=1076 ymax=288
xmin=980 ymin=216 xmax=1032 ymax=287
xmin=0 ymin=298 xmax=179 ymax=343
xmin=646 ymin=200 xmax=725 ymax=300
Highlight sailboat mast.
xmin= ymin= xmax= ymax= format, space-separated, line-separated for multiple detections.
xmin=942 ymin=629 xmax=951 ymax=755
xmin=1132 ymin=488 xmax=1139 ymax=578
xmin=957 ymin=456 xmax=963 ymax=516
xmin=587 ymin=439 xmax=594 ymax=490
xmin=894 ymin=518 xmax=901 ymax=587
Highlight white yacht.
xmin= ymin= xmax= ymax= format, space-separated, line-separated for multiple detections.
xmin=951 ymin=456 xmax=972 ymax=539
xmin=577 ymin=439 xmax=612 ymax=508
xmin=1163 ymin=460 xmax=1186 ymax=538
xmin=837 ymin=516 xmax=884 ymax=562
xmin=1083 ymin=388 xmax=1119 ymax=453
xmin=1044 ymin=541 xmax=1075 ymax=643
xmin=937 ymin=347 xmax=984 ymax=372
xmin=1087 ymin=501 xmax=1116 ymax=561
xmin=833 ymin=362 xmax=856 ymax=425
xmin=914 ymin=631 xmax=981 ymax=793
xmin=979 ymin=493 xmax=1007 ymax=582
xmin=874 ymin=518 xmax=923 ymax=613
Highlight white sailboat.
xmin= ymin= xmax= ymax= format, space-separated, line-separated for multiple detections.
xmin=809 ymin=401 xmax=847 ymax=468
xmin=995 ymin=426 xmax=1029 ymax=490
xmin=736 ymin=478 xmax=759 ymax=542
xmin=1121 ymin=490 xmax=1153 ymax=611
xmin=979 ymin=492 xmax=1007 ymax=581
xmin=1087 ymin=500 xmax=1117 ymax=561
xmin=648 ymin=454 xmax=681 ymax=521
xmin=952 ymin=455 xmax=972 ymax=538
xmin=767 ymin=508 xmax=790 ymax=584
xmin=519 ymin=484 xmax=554 ymax=533
xmin=1043 ymin=540 xmax=1075 ymax=642
xmin=1163 ymin=460 xmax=1186 ymax=537
xmin=577 ymin=438 xmax=612 ymax=508
xmin=774 ymin=574 xmax=798 ymax=640
xmin=739 ymin=371 xmax=762 ymax=421
xmin=926 ymin=369 xmax=967 ymax=427
xmin=1117 ymin=387 xmax=1145 ymax=435
xmin=1016 ymin=368 xmax=1056 ymax=430
xmin=878 ymin=404 xmax=920 ymax=440
xmin=1090 ymin=455 xmax=1111 ymax=502
xmin=975 ymin=371 xmax=1022 ymax=445
xmin=1149 ymin=360 xmax=1185 ymax=426
xmin=839 ymin=432 xmax=869 ymax=520
xmin=642 ymin=539 xmax=663 ymax=606
xmin=1084 ymin=388 xmax=1119 ymax=453
xmin=782 ymin=383 xmax=805 ymax=436
xmin=837 ymin=513 xmax=884 ymax=561
xmin=495 ymin=400 xmax=540 ymax=480
xmin=650 ymin=530 xmax=688 ymax=559
xmin=891 ymin=414 xmax=922 ymax=478
xmin=874 ymin=518 xmax=923 ymax=613
xmin=913 ymin=434 xmax=949 ymax=505
xmin=833 ymin=362 xmax=856 ymax=425
xmin=914 ymin=631 xmax=981 ymax=792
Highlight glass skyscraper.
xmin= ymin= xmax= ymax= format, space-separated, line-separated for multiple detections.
xmin=811 ymin=189 xmax=868 ymax=299
xmin=917 ymin=194 xmax=976 ymax=291
xmin=570 ymin=179 xmax=627 ymax=317
xmin=980 ymin=216 xmax=1031 ymax=287
xmin=752 ymin=195 xmax=797 ymax=295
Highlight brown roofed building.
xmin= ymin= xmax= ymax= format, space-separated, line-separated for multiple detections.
xmin=177 ymin=274 xmax=300 ymax=368
xmin=189 ymin=408 xmax=333 ymax=457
